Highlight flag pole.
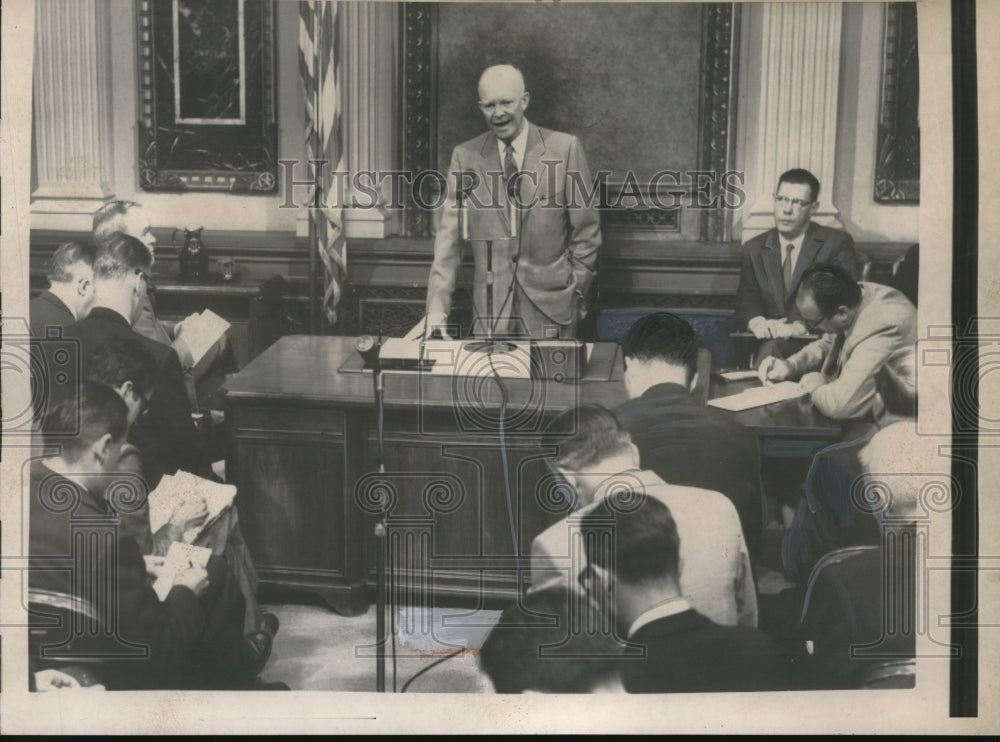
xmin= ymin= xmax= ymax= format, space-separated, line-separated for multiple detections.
xmin=309 ymin=2 xmax=321 ymax=335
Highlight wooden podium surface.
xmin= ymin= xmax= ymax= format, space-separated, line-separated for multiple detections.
xmin=223 ymin=335 xmax=842 ymax=612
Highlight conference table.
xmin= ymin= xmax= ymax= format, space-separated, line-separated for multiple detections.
xmin=222 ymin=335 xmax=843 ymax=613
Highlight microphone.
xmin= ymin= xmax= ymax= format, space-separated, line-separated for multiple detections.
xmin=356 ymin=334 xmax=383 ymax=374
xmin=507 ymin=174 xmax=519 ymax=238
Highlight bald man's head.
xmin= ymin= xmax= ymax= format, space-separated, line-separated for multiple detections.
xmin=477 ymin=65 xmax=529 ymax=142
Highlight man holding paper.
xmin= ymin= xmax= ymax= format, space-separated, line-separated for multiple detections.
xmin=65 ymin=233 xmax=212 ymax=485
xmin=757 ymin=264 xmax=917 ymax=420
xmin=93 ymin=200 xmax=236 ymax=410
xmin=410 ymin=64 xmax=601 ymax=340
xmin=28 ymin=383 xmax=256 ymax=689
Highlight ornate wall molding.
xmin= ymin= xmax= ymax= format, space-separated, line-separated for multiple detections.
xmin=874 ymin=2 xmax=920 ymax=203
xmin=700 ymin=3 xmax=741 ymax=242
xmin=400 ymin=3 xmax=436 ymax=236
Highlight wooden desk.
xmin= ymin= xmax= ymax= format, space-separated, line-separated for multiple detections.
xmin=223 ymin=335 xmax=842 ymax=611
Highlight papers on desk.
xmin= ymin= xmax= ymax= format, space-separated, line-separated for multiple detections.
xmin=148 ymin=471 xmax=237 ymax=544
xmin=716 ymin=369 xmax=760 ymax=382
xmin=176 ymin=309 xmax=230 ymax=365
xmin=708 ymin=381 xmax=808 ymax=411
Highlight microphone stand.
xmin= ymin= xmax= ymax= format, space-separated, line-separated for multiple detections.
xmin=466 ymin=177 xmax=519 ymax=355
xmin=358 ymin=335 xmax=390 ymax=692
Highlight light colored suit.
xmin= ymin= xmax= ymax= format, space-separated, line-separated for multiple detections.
xmin=426 ymin=121 xmax=601 ymax=338
xmin=530 ymin=469 xmax=758 ymax=628
xmin=786 ymin=282 xmax=917 ymax=420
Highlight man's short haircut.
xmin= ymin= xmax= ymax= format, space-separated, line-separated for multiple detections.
xmin=92 ymin=232 xmax=152 ymax=280
xmin=46 ymin=242 xmax=97 ymax=284
xmin=478 ymin=585 xmax=624 ymax=693
xmin=580 ymin=490 xmax=680 ymax=586
xmin=621 ymin=312 xmax=699 ymax=383
xmin=544 ymin=404 xmax=634 ymax=471
xmin=92 ymin=199 xmax=140 ymax=240
xmin=42 ymin=381 xmax=129 ymax=461
xmin=876 ymin=348 xmax=917 ymax=418
xmin=797 ymin=263 xmax=862 ymax=316
xmin=87 ymin=337 xmax=159 ymax=401
xmin=777 ymin=168 xmax=821 ymax=202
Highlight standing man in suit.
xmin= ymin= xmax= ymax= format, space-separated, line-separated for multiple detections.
xmin=736 ymin=168 xmax=860 ymax=356
xmin=30 ymin=242 xmax=97 ymax=336
xmin=615 ymin=312 xmax=764 ymax=559
xmin=413 ymin=64 xmax=601 ymax=340
xmin=578 ymin=492 xmax=791 ymax=693
xmin=63 ymin=233 xmax=212 ymax=486
xmin=530 ymin=405 xmax=757 ymax=629
xmin=758 ymin=264 xmax=917 ymax=420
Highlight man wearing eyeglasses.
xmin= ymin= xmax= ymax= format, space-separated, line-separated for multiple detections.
xmin=412 ymin=64 xmax=601 ymax=340
xmin=756 ymin=264 xmax=917 ymax=421
xmin=735 ymin=168 xmax=861 ymax=357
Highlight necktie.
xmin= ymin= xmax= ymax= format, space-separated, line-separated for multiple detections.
xmin=503 ymin=143 xmax=517 ymax=191
xmin=783 ymin=243 xmax=795 ymax=295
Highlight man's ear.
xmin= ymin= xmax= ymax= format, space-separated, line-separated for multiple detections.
xmin=77 ymin=277 xmax=92 ymax=297
xmin=809 ymin=199 xmax=820 ymax=215
xmin=626 ymin=442 xmax=641 ymax=469
xmin=90 ymin=432 xmax=114 ymax=468
xmin=522 ymin=90 xmax=530 ymax=110
xmin=687 ymin=371 xmax=699 ymax=394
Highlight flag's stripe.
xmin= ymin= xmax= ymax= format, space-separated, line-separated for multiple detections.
xmin=300 ymin=0 xmax=347 ymax=328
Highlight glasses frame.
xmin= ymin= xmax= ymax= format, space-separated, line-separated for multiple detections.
xmin=773 ymin=194 xmax=814 ymax=210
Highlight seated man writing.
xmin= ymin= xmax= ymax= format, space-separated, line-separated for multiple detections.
xmin=757 ymin=264 xmax=917 ymax=420
xmin=530 ymin=404 xmax=757 ymax=628
xmin=29 ymin=383 xmax=260 ymax=689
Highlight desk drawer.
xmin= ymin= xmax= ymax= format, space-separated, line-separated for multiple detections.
xmin=229 ymin=405 xmax=345 ymax=437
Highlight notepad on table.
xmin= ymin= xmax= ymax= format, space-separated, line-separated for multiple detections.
xmin=707 ymin=381 xmax=808 ymax=411
xmin=716 ymin=369 xmax=760 ymax=382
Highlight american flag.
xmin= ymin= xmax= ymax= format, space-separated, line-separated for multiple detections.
xmin=299 ymin=0 xmax=347 ymax=330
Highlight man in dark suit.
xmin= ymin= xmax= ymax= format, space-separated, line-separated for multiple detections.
xmin=616 ymin=312 xmax=764 ymax=559
xmin=578 ymin=491 xmax=792 ymax=693
xmin=30 ymin=242 xmax=97 ymax=336
xmin=411 ymin=64 xmax=601 ymax=340
xmin=735 ymin=168 xmax=860 ymax=356
xmin=63 ymin=232 xmax=211 ymax=486
xmin=29 ymin=383 xmax=249 ymax=690
xmin=93 ymin=200 xmax=234 ymax=410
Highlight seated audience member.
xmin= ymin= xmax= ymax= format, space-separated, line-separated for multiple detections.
xmin=616 ymin=311 xmax=764 ymax=558
xmin=85 ymin=335 xmax=278 ymax=649
xmin=29 ymin=383 xmax=266 ymax=690
xmin=478 ymin=585 xmax=626 ymax=693
xmin=890 ymin=243 xmax=919 ymax=307
xmin=757 ymin=264 xmax=917 ymax=420
xmin=30 ymin=241 xmax=97 ymax=336
xmin=531 ymin=404 xmax=757 ymax=628
xmin=780 ymin=348 xmax=919 ymax=581
xmin=93 ymin=199 xmax=235 ymax=410
xmin=63 ymin=232 xmax=212 ymax=486
xmin=795 ymin=354 xmax=923 ymax=689
xmin=735 ymin=168 xmax=860 ymax=358
xmin=578 ymin=492 xmax=792 ymax=693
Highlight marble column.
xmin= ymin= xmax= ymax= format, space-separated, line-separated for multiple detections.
xmin=340 ymin=1 xmax=400 ymax=239
xmin=31 ymin=0 xmax=115 ymax=229
xmin=740 ymin=2 xmax=845 ymax=236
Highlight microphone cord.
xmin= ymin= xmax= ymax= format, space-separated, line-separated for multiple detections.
xmin=487 ymin=351 xmax=520 ymax=577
